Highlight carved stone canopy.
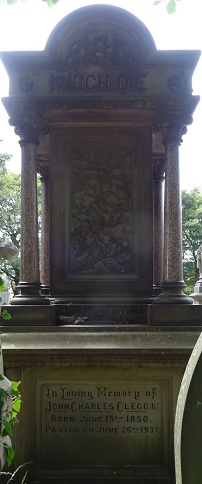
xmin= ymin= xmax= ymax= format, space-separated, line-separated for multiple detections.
xmin=0 ymin=5 xmax=200 ymax=304
xmin=0 ymin=5 xmax=200 ymax=130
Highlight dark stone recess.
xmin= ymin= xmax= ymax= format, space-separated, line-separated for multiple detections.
xmin=27 ymin=478 xmax=174 ymax=484
xmin=55 ymin=303 xmax=149 ymax=326
xmin=2 ymin=302 xmax=202 ymax=326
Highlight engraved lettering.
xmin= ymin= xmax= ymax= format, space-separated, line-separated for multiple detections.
xmin=48 ymin=71 xmax=147 ymax=94
xmin=151 ymin=403 xmax=159 ymax=410
xmin=60 ymin=388 xmax=93 ymax=400
xmin=86 ymin=75 xmax=96 ymax=91
xmin=119 ymin=75 xmax=128 ymax=91
xmin=68 ymin=75 xmax=79 ymax=91
xmin=98 ymin=75 xmax=109 ymax=91
xmin=41 ymin=382 xmax=164 ymax=466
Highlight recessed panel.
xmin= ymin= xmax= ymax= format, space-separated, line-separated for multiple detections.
xmin=39 ymin=381 xmax=163 ymax=468
xmin=50 ymin=127 xmax=153 ymax=296
xmin=19 ymin=367 xmax=174 ymax=480
xmin=70 ymin=144 xmax=135 ymax=275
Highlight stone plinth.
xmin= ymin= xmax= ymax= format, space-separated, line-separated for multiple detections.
xmin=2 ymin=325 xmax=200 ymax=484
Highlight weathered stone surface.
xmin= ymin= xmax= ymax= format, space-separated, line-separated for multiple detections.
xmin=175 ymin=332 xmax=202 ymax=484
xmin=14 ymin=353 xmax=182 ymax=482
xmin=0 ymin=4 xmax=201 ymax=483
xmin=1 ymin=4 xmax=200 ymax=309
xmin=50 ymin=127 xmax=153 ymax=299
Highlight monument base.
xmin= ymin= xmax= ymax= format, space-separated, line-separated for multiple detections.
xmin=3 ymin=302 xmax=202 ymax=327
xmin=148 ymin=304 xmax=202 ymax=326
xmin=2 ymin=325 xmax=200 ymax=484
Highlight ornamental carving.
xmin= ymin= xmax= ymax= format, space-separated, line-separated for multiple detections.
xmin=167 ymin=73 xmax=185 ymax=93
xmin=9 ymin=114 xmax=49 ymax=145
xmin=19 ymin=76 xmax=34 ymax=94
xmin=153 ymin=113 xmax=193 ymax=144
xmin=70 ymin=147 xmax=133 ymax=274
xmin=66 ymin=31 xmax=142 ymax=67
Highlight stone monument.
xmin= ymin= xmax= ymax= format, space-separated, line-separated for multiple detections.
xmin=175 ymin=332 xmax=202 ymax=483
xmin=0 ymin=5 xmax=201 ymax=483
xmin=191 ymin=244 xmax=202 ymax=304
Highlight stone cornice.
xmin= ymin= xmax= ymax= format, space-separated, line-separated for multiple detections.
xmin=1 ymin=96 xmax=199 ymax=131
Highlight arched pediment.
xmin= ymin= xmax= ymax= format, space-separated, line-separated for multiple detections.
xmin=45 ymin=5 xmax=156 ymax=67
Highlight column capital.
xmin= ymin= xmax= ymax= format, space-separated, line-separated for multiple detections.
xmin=9 ymin=114 xmax=49 ymax=147
xmin=162 ymin=122 xmax=187 ymax=146
xmin=37 ymin=164 xmax=49 ymax=183
xmin=153 ymin=114 xmax=193 ymax=146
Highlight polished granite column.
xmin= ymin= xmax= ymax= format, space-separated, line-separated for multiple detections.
xmin=153 ymin=156 xmax=165 ymax=295
xmin=154 ymin=121 xmax=193 ymax=304
xmin=39 ymin=166 xmax=50 ymax=295
xmin=11 ymin=120 xmax=49 ymax=305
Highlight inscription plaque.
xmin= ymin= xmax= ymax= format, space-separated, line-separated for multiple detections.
xmin=36 ymin=376 xmax=170 ymax=477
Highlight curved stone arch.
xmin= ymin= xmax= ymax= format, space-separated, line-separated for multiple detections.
xmin=45 ymin=5 xmax=156 ymax=66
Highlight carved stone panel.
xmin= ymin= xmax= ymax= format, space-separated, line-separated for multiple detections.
xmin=50 ymin=128 xmax=152 ymax=297
xmin=70 ymin=146 xmax=133 ymax=274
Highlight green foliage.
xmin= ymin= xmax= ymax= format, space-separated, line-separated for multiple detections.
xmin=0 ymin=275 xmax=6 ymax=292
xmin=0 ymin=151 xmax=42 ymax=294
xmin=166 ymin=0 xmax=177 ymax=13
xmin=0 ymin=153 xmax=21 ymax=293
xmin=0 ymin=0 xmax=59 ymax=5
xmin=0 ymin=378 xmax=21 ymax=466
xmin=182 ymin=188 xmax=202 ymax=294
xmin=1 ymin=310 xmax=11 ymax=321
xmin=0 ymin=0 xmax=181 ymax=9
xmin=0 ymin=0 xmax=184 ymax=12
xmin=153 ymin=0 xmax=181 ymax=13
xmin=183 ymin=261 xmax=196 ymax=295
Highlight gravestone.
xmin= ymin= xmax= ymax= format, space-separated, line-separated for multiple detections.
xmin=175 ymin=332 xmax=202 ymax=483
xmin=0 ymin=4 xmax=201 ymax=484
xmin=191 ymin=245 xmax=202 ymax=304
xmin=1 ymin=3 xmax=200 ymax=318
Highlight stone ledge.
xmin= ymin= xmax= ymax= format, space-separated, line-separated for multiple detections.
xmin=1 ymin=326 xmax=200 ymax=355
xmin=148 ymin=304 xmax=202 ymax=326
xmin=0 ymin=305 xmax=56 ymax=326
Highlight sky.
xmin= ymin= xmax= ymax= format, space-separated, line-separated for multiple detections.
xmin=0 ymin=0 xmax=201 ymax=190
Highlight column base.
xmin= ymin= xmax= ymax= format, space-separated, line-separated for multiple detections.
xmin=40 ymin=285 xmax=50 ymax=296
xmin=10 ymin=282 xmax=50 ymax=305
xmin=153 ymin=281 xmax=194 ymax=305
xmin=153 ymin=285 xmax=162 ymax=296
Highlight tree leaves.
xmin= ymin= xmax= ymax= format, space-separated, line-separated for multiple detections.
xmin=6 ymin=446 xmax=15 ymax=466
xmin=0 ymin=0 xmax=59 ymax=5
xmin=166 ymin=0 xmax=177 ymax=14
xmin=182 ymin=188 xmax=202 ymax=294
xmin=0 ymin=154 xmax=21 ymax=292
xmin=0 ymin=379 xmax=21 ymax=465
xmin=2 ymin=419 xmax=13 ymax=436
xmin=11 ymin=380 xmax=21 ymax=392
xmin=12 ymin=398 xmax=22 ymax=412
xmin=1 ymin=309 xmax=11 ymax=320
xmin=0 ymin=0 xmax=182 ymax=11
xmin=153 ymin=0 xmax=181 ymax=13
